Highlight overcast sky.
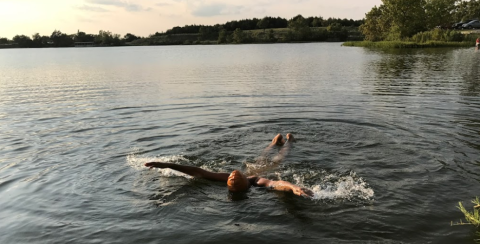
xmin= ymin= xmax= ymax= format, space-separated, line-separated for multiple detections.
xmin=0 ymin=0 xmax=382 ymax=39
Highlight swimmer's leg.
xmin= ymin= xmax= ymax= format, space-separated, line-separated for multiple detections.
xmin=272 ymin=133 xmax=296 ymax=163
xmin=246 ymin=134 xmax=285 ymax=176
xmin=260 ymin=134 xmax=285 ymax=157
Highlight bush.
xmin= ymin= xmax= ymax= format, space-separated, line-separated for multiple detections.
xmin=453 ymin=197 xmax=480 ymax=243
xmin=410 ymin=29 xmax=470 ymax=43
xmin=456 ymin=197 xmax=480 ymax=227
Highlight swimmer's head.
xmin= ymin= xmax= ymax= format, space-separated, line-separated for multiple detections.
xmin=227 ymin=170 xmax=249 ymax=192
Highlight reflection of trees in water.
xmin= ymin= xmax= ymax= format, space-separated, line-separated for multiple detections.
xmin=459 ymin=50 xmax=480 ymax=97
xmin=452 ymin=97 xmax=480 ymax=182
xmin=371 ymin=52 xmax=416 ymax=96
xmin=363 ymin=48 xmax=458 ymax=96
xmin=363 ymin=48 xmax=480 ymax=97
xmin=361 ymin=48 xmax=480 ymax=181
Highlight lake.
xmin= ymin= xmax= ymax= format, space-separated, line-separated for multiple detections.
xmin=0 ymin=43 xmax=479 ymax=243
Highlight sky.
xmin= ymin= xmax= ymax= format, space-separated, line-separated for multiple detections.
xmin=0 ymin=0 xmax=383 ymax=39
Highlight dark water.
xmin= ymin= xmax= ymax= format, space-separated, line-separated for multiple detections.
xmin=0 ymin=43 xmax=479 ymax=243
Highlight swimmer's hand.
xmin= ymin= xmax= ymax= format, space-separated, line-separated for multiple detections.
xmin=145 ymin=162 xmax=168 ymax=169
xmin=293 ymin=186 xmax=314 ymax=198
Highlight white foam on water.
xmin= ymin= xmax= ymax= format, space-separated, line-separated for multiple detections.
xmin=126 ymin=153 xmax=192 ymax=179
xmin=292 ymin=171 xmax=374 ymax=201
xmin=128 ymin=152 xmax=374 ymax=202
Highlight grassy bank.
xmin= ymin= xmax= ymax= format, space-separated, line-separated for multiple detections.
xmin=343 ymin=41 xmax=475 ymax=48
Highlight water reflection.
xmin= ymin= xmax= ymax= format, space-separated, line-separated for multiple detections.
xmin=362 ymin=47 xmax=480 ymax=182
xmin=458 ymin=49 xmax=480 ymax=97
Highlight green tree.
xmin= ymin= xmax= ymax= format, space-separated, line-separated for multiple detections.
xmin=198 ymin=26 xmax=207 ymax=41
xmin=327 ymin=22 xmax=343 ymax=32
xmin=268 ymin=29 xmax=276 ymax=42
xmin=96 ymin=30 xmax=112 ymax=45
xmin=382 ymin=0 xmax=427 ymax=39
xmin=257 ymin=17 xmax=270 ymax=33
xmin=0 ymin=37 xmax=10 ymax=44
xmin=232 ymin=28 xmax=245 ymax=43
xmin=50 ymin=30 xmax=74 ymax=47
xmin=288 ymin=14 xmax=311 ymax=40
xmin=217 ymin=29 xmax=227 ymax=44
xmin=462 ymin=0 xmax=480 ymax=20
xmin=226 ymin=33 xmax=233 ymax=43
xmin=312 ymin=17 xmax=324 ymax=27
xmin=74 ymin=30 xmax=95 ymax=42
xmin=111 ymin=33 xmax=122 ymax=46
xmin=13 ymin=35 xmax=33 ymax=47
xmin=124 ymin=33 xmax=140 ymax=42
xmin=31 ymin=33 xmax=48 ymax=47
xmin=360 ymin=5 xmax=391 ymax=41
xmin=425 ymin=0 xmax=457 ymax=29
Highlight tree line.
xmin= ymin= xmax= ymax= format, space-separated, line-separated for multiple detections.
xmin=134 ymin=15 xmax=363 ymax=45
xmin=360 ymin=0 xmax=480 ymax=41
xmin=0 ymin=14 xmax=363 ymax=48
xmin=163 ymin=16 xmax=363 ymax=35
xmin=0 ymin=30 xmax=141 ymax=48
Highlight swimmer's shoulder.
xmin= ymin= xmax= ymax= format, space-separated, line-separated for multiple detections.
xmin=247 ymin=176 xmax=271 ymax=187
xmin=247 ymin=176 xmax=260 ymax=186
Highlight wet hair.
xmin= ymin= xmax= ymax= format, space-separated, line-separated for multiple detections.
xmin=228 ymin=191 xmax=249 ymax=201
xmin=227 ymin=170 xmax=249 ymax=192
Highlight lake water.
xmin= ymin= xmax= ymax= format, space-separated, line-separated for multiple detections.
xmin=0 ymin=43 xmax=479 ymax=243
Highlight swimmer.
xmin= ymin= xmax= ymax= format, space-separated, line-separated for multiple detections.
xmin=145 ymin=133 xmax=313 ymax=198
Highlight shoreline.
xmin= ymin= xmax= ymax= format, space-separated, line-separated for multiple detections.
xmin=342 ymin=40 xmax=475 ymax=48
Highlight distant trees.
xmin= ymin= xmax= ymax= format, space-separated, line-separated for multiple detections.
xmin=95 ymin=30 xmax=123 ymax=45
xmin=74 ymin=30 xmax=95 ymax=42
xmin=163 ymin=15 xmax=361 ymax=35
xmin=50 ymin=30 xmax=74 ymax=47
xmin=288 ymin=15 xmax=312 ymax=40
xmin=124 ymin=33 xmax=140 ymax=42
xmin=31 ymin=33 xmax=50 ymax=47
xmin=217 ymin=29 xmax=227 ymax=44
xmin=0 ymin=37 xmax=9 ymax=44
xmin=5 ymin=14 xmax=364 ymax=48
xmin=232 ymin=28 xmax=245 ymax=43
xmin=257 ymin=17 xmax=269 ymax=33
xmin=13 ymin=35 xmax=33 ymax=47
xmin=5 ymin=29 xmax=131 ymax=48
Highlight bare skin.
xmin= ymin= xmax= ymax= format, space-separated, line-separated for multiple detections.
xmin=145 ymin=162 xmax=313 ymax=197
xmin=145 ymin=133 xmax=313 ymax=198
xmin=260 ymin=133 xmax=286 ymax=157
xmin=248 ymin=133 xmax=296 ymax=176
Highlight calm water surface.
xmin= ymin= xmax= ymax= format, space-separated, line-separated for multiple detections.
xmin=0 ymin=43 xmax=479 ymax=243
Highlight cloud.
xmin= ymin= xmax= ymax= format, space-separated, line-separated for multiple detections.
xmin=77 ymin=15 xmax=96 ymax=23
xmin=85 ymin=0 xmax=148 ymax=12
xmin=190 ymin=3 xmax=245 ymax=17
xmin=155 ymin=2 xmax=172 ymax=7
xmin=77 ymin=4 xmax=109 ymax=12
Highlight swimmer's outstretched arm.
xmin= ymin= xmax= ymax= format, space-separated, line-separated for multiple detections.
xmin=252 ymin=177 xmax=314 ymax=198
xmin=145 ymin=162 xmax=229 ymax=182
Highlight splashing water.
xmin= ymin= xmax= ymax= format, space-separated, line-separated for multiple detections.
xmin=128 ymin=153 xmax=374 ymax=202
xmin=296 ymin=171 xmax=374 ymax=201
xmin=127 ymin=153 xmax=192 ymax=178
